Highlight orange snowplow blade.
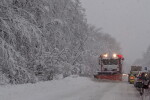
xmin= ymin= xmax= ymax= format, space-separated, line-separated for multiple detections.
xmin=94 ymin=74 xmax=122 ymax=81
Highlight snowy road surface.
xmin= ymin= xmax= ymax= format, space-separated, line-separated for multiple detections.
xmin=0 ymin=76 xmax=150 ymax=100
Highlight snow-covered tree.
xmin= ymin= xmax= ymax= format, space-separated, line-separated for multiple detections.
xmin=0 ymin=0 xmax=121 ymax=84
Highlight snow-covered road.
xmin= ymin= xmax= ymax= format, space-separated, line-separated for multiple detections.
xmin=0 ymin=76 xmax=149 ymax=100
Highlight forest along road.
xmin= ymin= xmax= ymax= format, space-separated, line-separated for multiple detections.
xmin=0 ymin=76 xmax=149 ymax=100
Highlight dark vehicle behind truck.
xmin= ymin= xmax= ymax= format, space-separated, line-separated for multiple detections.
xmin=134 ymin=71 xmax=150 ymax=88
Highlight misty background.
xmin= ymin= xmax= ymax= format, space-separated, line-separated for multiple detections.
xmin=81 ymin=0 xmax=150 ymax=66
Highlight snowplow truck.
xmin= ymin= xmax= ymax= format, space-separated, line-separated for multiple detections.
xmin=94 ymin=53 xmax=124 ymax=81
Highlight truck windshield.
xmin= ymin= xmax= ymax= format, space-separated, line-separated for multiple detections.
xmin=102 ymin=59 xmax=118 ymax=65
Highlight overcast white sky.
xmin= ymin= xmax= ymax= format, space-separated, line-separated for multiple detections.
xmin=81 ymin=0 xmax=150 ymax=65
